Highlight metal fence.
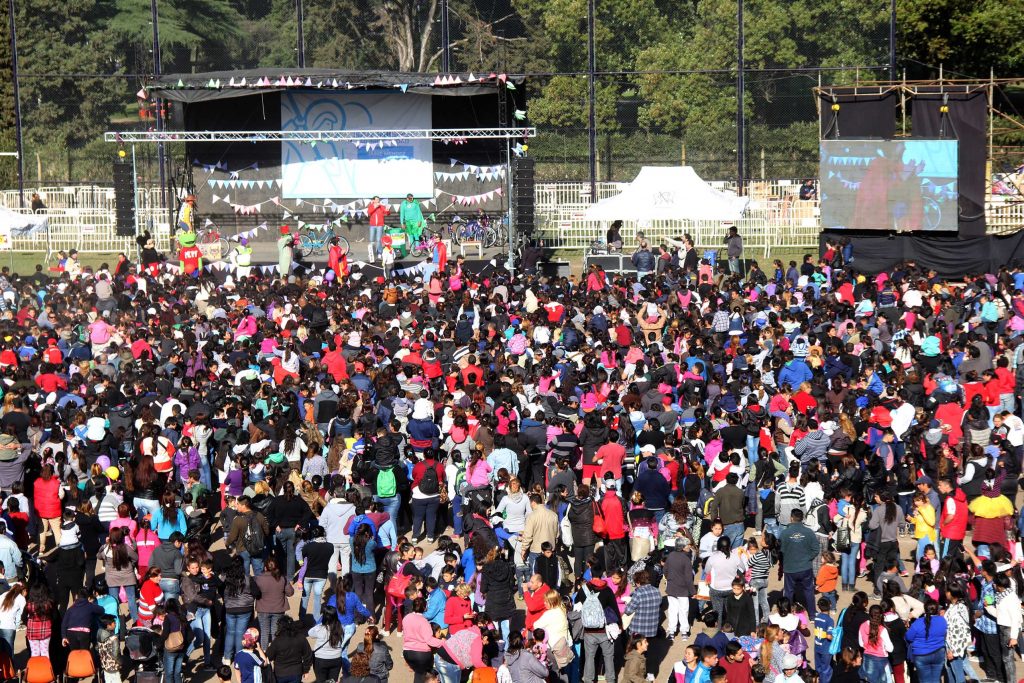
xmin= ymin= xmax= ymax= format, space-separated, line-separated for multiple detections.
xmin=4 ymin=181 xmax=1023 ymax=257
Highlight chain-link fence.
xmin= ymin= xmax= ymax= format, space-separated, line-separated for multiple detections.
xmin=0 ymin=0 xmax=896 ymax=201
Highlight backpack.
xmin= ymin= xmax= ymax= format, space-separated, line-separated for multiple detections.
xmin=243 ymin=512 xmax=266 ymax=555
xmin=805 ymin=499 xmax=828 ymax=532
xmin=419 ymin=464 xmax=440 ymax=495
xmin=696 ymin=487 xmax=715 ymax=519
xmin=580 ymin=585 xmax=607 ymax=629
xmin=376 ymin=466 xmax=397 ymax=498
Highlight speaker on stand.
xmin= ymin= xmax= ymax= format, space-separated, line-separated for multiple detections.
xmin=112 ymin=161 xmax=136 ymax=237
xmin=511 ymin=157 xmax=535 ymax=244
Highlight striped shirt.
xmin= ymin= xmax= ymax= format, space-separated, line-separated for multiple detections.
xmin=747 ymin=549 xmax=775 ymax=582
xmin=775 ymin=483 xmax=806 ymax=522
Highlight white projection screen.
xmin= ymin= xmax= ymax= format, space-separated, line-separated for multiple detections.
xmin=280 ymin=92 xmax=434 ymax=198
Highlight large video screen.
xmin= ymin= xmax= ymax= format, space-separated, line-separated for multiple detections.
xmin=281 ymin=92 xmax=434 ymax=199
xmin=820 ymin=139 xmax=959 ymax=231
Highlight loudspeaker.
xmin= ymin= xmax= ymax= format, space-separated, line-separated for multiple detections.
xmin=112 ymin=161 xmax=135 ymax=236
xmin=511 ymin=157 xmax=535 ymax=235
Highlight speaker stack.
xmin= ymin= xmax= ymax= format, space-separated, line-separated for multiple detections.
xmin=511 ymin=157 xmax=535 ymax=237
xmin=112 ymin=161 xmax=136 ymax=237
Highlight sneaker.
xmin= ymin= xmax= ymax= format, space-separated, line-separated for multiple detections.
xmin=899 ymin=571 xmax=909 ymax=577
xmin=427 ymin=537 xmax=436 ymax=543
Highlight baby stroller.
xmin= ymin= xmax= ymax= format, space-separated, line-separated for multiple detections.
xmin=125 ymin=625 xmax=162 ymax=680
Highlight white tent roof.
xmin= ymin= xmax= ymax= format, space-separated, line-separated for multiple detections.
xmin=584 ymin=166 xmax=749 ymax=222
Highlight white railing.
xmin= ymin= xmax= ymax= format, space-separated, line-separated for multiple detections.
xmin=2 ymin=180 xmax=1023 ymax=255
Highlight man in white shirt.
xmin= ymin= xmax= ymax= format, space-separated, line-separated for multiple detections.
xmin=889 ymin=391 xmax=916 ymax=444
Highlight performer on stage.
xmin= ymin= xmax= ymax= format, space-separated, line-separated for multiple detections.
xmin=232 ymin=238 xmax=253 ymax=278
xmin=176 ymin=194 xmax=196 ymax=234
xmin=367 ymin=196 xmax=390 ymax=262
xmin=277 ymin=226 xmax=294 ymax=276
xmin=178 ymin=231 xmax=203 ymax=277
xmin=399 ymin=193 xmax=426 ymax=243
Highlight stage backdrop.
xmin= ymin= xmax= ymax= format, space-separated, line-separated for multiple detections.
xmin=820 ymin=230 xmax=1024 ymax=276
xmin=280 ymin=92 xmax=434 ymax=199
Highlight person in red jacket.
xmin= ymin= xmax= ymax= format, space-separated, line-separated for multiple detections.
xmin=33 ymin=463 xmax=63 ymax=547
xmin=522 ymin=574 xmax=551 ymax=630
xmin=600 ymin=484 xmax=627 ymax=570
xmin=367 ymin=196 xmax=390 ymax=261
xmin=937 ymin=477 xmax=968 ymax=559
xmin=444 ymin=582 xmax=474 ymax=635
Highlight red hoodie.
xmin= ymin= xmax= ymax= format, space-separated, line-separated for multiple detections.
xmin=600 ymin=491 xmax=627 ymax=540
xmin=940 ymin=488 xmax=968 ymax=541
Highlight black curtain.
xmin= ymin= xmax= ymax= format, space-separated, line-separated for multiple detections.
xmin=818 ymin=91 xmax=897 ymax=139
xmin=912 ymin=89 xmax=988 ymax=238
xmin=820 ymin=229 xmax=1024 ymax=276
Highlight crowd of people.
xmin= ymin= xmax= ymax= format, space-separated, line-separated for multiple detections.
xmin=0 ymin=229 xmax=1020 ymax=683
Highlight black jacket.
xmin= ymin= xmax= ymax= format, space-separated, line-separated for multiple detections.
xmin=266 ymin=632 xmax=313 ymax=678
xmin=480 ymin=558 xmax=516 ymax=620
xmin=567 ymin=496 xmax=597 ymax=547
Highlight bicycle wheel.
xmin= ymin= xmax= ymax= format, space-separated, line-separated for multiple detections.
xmin=483 ymin=226 xmax=499 ymax=249
xmin=409 ymin=240 xmax=428 ymax=258
xmin=335 ymin=235 xmax=350 ymax=253
xmin=448 ymin=222 xmax=461 ymax=245
xmin=297 ymin=235 xmax=315 ymax=259
xmin=215 ymin=238 xmax=229 ymax=260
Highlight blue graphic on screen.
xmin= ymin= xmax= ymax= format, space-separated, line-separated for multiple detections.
xmin=820 ymin=139 xmax=959 ymax=231
xmin=280 ymin=92 xmax=434 ymax=199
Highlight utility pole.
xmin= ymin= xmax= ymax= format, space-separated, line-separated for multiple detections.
xmin=736 ymin=0 xmax=745 ymax=194
xmin=296 ymin=0 xmax=305 ymax=67
xmin=440 ymin=0 xmax=451 ymax=72
xmin=150 ymin=0 xmax=167 ymax=218
xmin=889 ymin=0 xmax=896 ymax=79
xmin=587 ymin=0 xmax=597 ymax=199
xmin=7 ymin=0 xmax=24 ymax=207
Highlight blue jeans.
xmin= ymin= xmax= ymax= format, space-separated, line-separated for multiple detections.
xmin=860 ymin=653 xmax=889 ymax=682
xmin=724 ymin=522 xmax=745 ymax=549
xmin=840 ymin=546 xmax=859 ymax=586
xmin=224 ymin=612 xmax=251 ymax=660
xmin=135 ymin=497 xmax=160 ymax=521
xmin=435 ymin=653 xmax=462 ymax=683
xmin=164 ymin=650 xmax=184 ymax=683
xmin=239 ymin=550 xmax=264 ymax=577
xmin=187 ymin=606 xmax=211 ymax=664
xmin=746 ymin=434 xmax=759 ymax=465
xmin=374 ymin=495 xmax=401 ymax=531
xmin=199 ymin=454 xmax=212 ymax=490
xmin=160 ymin=577 xmax=181 ymax=601
xmin=0 ymin=629 xmax=13 ymax=657
xmin=111 ymin=584 xmax=138 ymax=621
xmin=301 ymin=577 xmax=327 ymax=620
xmin=495 ymin=619 xmax=510 ymax=644
xmin=411 ymin=496 xmax=440 ymax=539
xmin=276 ymin=528 xmax=298 ymax=580
xmin=340 ymin=622 xmax=356 ymax=662
xmin=370 ymin=226 xmax=384 ymax=255
xmin=946 ymin=656 xmax=965 ymax=683
xmin=913 ymin=648 xmax=946 ymax=683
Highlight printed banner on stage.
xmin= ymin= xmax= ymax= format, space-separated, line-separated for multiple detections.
xmin=280 ymin=92 xmax=434 ymax=199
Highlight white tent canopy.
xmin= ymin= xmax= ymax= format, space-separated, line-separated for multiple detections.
xmin=584 ymin=166 xmax=749 ymax=222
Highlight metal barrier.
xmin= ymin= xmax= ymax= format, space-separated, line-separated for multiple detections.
xmin=1 ymin=180 xmax=1022 ymax=256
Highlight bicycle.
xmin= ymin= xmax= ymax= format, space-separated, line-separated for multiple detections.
xmin=297 ymin=224 xmax=348 ymax=258
xmin=195 ymin=225 xmax=229 ymax=261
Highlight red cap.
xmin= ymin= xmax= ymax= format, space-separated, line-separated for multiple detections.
xmin=280 ymin=225 xmax=290 ymax=235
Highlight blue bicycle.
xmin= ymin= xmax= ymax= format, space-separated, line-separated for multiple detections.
xmin=297 ymin=224 xmax=349 ymax=258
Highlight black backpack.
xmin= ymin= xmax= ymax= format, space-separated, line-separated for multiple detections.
xmin=243 ymin=513 xmax=265 ymax=555
xmin=419 ymin=464 xmax=440 ymax=495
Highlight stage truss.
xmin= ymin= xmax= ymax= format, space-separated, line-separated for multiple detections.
xmin=104 ymin=128 xmax=536 ymax=143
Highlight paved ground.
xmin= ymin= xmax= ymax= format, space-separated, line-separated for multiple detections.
xmin=8 ymin=524 xmax=938 ymax=682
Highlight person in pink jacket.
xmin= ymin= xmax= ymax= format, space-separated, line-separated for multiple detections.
xmin=402 ymin=598 xmax=444 ymax=683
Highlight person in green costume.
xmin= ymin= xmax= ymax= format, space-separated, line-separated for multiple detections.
xmin=399 ymin=193 xmax=426 ymax=243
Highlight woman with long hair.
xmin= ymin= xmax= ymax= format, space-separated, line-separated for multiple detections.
xmin=0 ymin=583 xmax=26 ymax=655
xmin=309 ymin=604 xmax=345 ymax=683
xmin=137 ymin=567 xmax=164 ymax=627
xmin=24 ymin=583 xmax=54 ymax=657
xmin=944 ymin=584 xmax=971 ymax=683
xmin=705 ymin=534 xmax=745 ymax=625
xmin=534 ymin=590 xmax=571 ymax=674
xmin=223 ymin=557 xmax=258 ymax=663
xmin=342 ymin=652 xmax=381 ymax=683
xmin=100 ymin=526 xmax=139 ymax=622
xmin=759 ymin=624 xmax=786 ymax=683
xmin=906 ymin=599 xmax=947 ymax=683
xmin=331 ymin=574 xmax=371 ymax=661
xmin=264 ymin=616 xmax=314 ymax=683
xmin=504 ymin=629 xmax=550 ymax=683
xmin=857 ymin=604 xmax=893 ymax=681
xmin=254 ymin=557 xmax=294 ymax=651
xmin=354 ymin=624 xmax=394 ymax=683
xmin=351 ymin=523 xmax=378 ymax=617
xmin=131 ymin=453 xmax=162 ymax=521
xmin=266 ymin=480 xmax=311 ymax=582
xmin=837 ymin=489 xmax=866 ymax=592
xmin=161 ymin=599 xmax=188 ymax=683
xmin=153 ymin=490 xmax=187 ymax=541
xmin=133 ymin=514 xmax=159 ymax=578
xmin=868 ymin=491 xmax=900 ymax=585
xmin=831 ymin=647 xmax=864 ymax=683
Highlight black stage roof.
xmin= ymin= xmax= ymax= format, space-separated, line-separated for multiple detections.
xmin=147 ymin=69 xmax=524 ymax=103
